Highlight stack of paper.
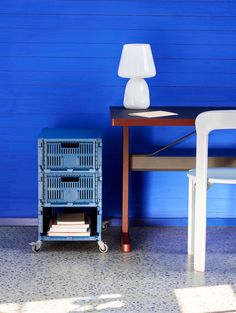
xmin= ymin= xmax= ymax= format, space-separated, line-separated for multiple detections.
xmin=128 ymin=110 xmax=178 ymax=118
xmin=47 ymin=213 xmax=91 ymax=236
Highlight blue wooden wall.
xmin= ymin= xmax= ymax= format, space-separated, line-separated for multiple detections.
xmin=1 ymin=0 xmax=236 ymax=223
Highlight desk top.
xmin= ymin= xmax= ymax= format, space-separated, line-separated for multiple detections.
xmin=110 ymin=106 xmax=236 ymax=127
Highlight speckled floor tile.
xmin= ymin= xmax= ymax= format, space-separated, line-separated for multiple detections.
xmin=0 ymin=226 xmax=235 ymax=313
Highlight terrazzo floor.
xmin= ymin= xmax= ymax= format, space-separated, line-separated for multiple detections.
xmin=0 ymin=226 xmax=235 ymax=313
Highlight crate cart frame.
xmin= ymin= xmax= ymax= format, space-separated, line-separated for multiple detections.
xmin=30 ymin=128 xmax=108 ymax=253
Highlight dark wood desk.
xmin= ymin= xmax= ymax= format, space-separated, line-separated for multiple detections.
xmin=110 ymin=106 xmax=236 ymax=252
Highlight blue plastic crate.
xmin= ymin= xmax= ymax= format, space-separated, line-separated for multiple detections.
xmin=38 ymin=129 xmax=102 ymax=171
xmin=42 ymin=140 xmax=99 ymax=171
xmin=40 ymin=172 xmax=102 ymax=206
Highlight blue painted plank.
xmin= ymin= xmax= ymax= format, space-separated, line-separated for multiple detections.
xmin=1 ymin=15 xmax=236 ymax=31
xmin=1 ymin=43 xmax=236 ymax=60
xmin=1 ymin=96 xmax=236 ymax=116
xmin=1 ymin=58 xmax=236 ymax=73
xmin=1 ymin=71 xmax=236 ymax=87
xmin=0 ymin=84 xmax=124 ymax=97
xmin=1 ymin=98 xmax=236 ymax=109
xmin=1 ymin=29 xmax=236 ymax=45
xmin=0 ymin=1 xmax=235 ymax=17
xmin=1 ymin=86 xmax=236 ymax=108
xmin=0 ymin=113 xmax=110 ymax=129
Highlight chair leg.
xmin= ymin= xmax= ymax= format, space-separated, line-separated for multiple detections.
xmin=188 ymin=178 xmax=195 ymax=255
xmin=194 ymin=183 xmax=207 ymax=272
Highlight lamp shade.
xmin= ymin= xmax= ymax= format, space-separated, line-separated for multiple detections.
xmin=118 ymin=44 xmax=156 ymax=78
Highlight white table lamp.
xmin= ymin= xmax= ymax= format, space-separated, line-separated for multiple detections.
xmin=118 ymin=44 xmax=156 ymax=109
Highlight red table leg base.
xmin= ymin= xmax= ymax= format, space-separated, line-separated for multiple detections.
xmin=121 ymin=232 xmax=131 ymax=252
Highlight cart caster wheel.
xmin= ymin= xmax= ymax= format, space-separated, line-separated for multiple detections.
xmin=99 ymin=244 xmax=108 ymax=253
xmin=97 ymin=240 xmax=108 ymax=253
xmin=29 ymin=241 xmax=42 ymax=253
xmin=32 ymin=245 xmax=41 ymax=253
xmin=102 ymin=221 xmax=109 ymax=231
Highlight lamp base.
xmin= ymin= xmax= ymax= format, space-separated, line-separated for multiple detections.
xmin=123 ymin=78 xmax=150 ymax=109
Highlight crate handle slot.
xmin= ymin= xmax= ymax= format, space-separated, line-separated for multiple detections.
xmin=61 ymin=142 xmax=80 ymax=148
xmin=61 ymin=177 xmax=80 ymax=182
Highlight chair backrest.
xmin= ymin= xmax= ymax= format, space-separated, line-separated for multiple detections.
xmin=196 ymin=110 xmax=236 ymax=135
xmin=195 ymin=110 xmax=236 ymax=200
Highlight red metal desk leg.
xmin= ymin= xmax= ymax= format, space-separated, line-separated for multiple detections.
xmin=122 ymin=126 xmax=131 ymax=252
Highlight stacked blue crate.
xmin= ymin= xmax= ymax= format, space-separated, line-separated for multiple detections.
xmin=30 ymin=128 xmax=108 ymax=253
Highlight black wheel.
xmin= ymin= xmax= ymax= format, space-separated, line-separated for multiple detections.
xmin=30 ymin=241 xmax=42 ymax=253
xmin=32 ymin=245 xmax=41 ymax=253
xmin=102 ymin=221 xmax=109 ymax=231
xmin=102 ymin=225 xmax=107 ymax=231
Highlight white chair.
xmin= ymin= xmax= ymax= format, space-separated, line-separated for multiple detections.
xmin=187 ymin=110 xmax=236 ymax=272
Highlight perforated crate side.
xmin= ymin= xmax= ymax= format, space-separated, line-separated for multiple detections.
xmin=42 ymin=139 xmax=101 ymax=171
xmin=42 ymin=173 xmax=99 ymax=206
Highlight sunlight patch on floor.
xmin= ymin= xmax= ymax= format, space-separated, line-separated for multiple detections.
xmin=175 ymin=284 xmax=236 ymax=313
xmin=0 ymin=294 xmax=124 ymax=313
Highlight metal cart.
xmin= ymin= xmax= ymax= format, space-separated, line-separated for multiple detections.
xmin=30 ymin=128 xmax=108 ymax=253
